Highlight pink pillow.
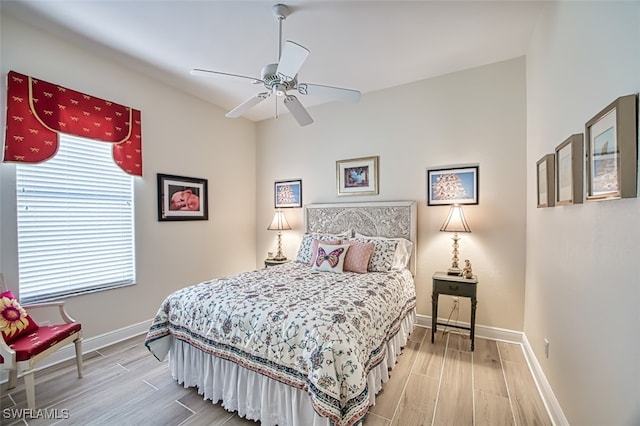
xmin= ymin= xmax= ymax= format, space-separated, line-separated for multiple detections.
xmin=309 ymin=239 xmax=342 ymax=266
xmin=0 ymin=290 xmax=39 ymax=343
xmin=344 ymin=242 xmax=375 ymax=274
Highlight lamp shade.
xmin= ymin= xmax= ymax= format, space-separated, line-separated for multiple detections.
xmin=440 ymin=205 xmax=471 ymax=233
xmin=267 ymin=211 xmax=292 ymax=231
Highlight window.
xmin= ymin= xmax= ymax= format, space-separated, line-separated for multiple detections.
xmin=16 ymin=134 xmax=135 ymax=303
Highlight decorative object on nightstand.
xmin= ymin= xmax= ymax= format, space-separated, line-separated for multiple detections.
xmin=431 ymin=271 xmax=478 ymax=351
xmin=267 ymin=210 xmax=291 ymax=261
xmin=440 ymin=204 xmax=471 ymax=276
xmin=462 ymin=259 xmax=473 ymax=279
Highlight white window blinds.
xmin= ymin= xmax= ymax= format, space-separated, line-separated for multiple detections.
xmin=16 ymin=134 xmax=135 ymax=303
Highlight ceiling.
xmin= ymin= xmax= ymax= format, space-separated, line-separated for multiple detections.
xmin=1 ymin=1 xmax=545 ymax=123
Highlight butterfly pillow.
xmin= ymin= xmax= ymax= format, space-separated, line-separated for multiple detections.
xmin=312 ymin=243 xmax=350 ymax=273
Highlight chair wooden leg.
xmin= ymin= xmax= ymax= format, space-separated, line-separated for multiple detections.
xmin=74 ymin=337 xmax=83 ymax=378
xmin=7 ymin=369 xmax=18 ymax=389
xmin=23 ymin=368 xmax=36 ymax=410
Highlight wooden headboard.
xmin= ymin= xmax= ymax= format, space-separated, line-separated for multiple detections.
xmin=304 ymin=201 xmax=417 ymax=274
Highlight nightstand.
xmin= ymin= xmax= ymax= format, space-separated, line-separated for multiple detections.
xmin=264 ymin=258 xmax=290 ymax=268
xmin=431 ymin=272 xmax=478 ymax=351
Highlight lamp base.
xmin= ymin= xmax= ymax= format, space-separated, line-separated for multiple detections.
xmin=272 ymin=232 xmax=287 ymax=262
xmin=447 ymin=267 xmax=462 ymax=276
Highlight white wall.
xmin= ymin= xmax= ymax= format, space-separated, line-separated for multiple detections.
xmin=526 ymin=2 xmax=640 ymax=425
xmin=255 ymin=57 xmax=528 ymax=331
xmin=0 ymin=14 xmax=257 ymax=339
xmin=7 ymin=4 xmax=639 ymax=422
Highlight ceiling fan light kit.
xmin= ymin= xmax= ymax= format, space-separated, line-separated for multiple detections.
xmin=191 ymin=3 xmax=361 ymax=126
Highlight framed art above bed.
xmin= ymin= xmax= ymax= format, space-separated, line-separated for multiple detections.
xmin=336 ymin=156 xmax=379 ymax=196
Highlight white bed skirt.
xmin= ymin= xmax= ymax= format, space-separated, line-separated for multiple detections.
xmin=169 ymin=308 xmax=416 ymax=426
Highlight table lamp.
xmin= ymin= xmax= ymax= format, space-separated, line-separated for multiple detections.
xmin=440 ymin=204 xmax=471 ymax=276
xmin=267 ymin=210 xmax=291 ymax=261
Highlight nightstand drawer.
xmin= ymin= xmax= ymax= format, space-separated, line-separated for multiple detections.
xmin=433 ymin=279 xmax=476 ymax=298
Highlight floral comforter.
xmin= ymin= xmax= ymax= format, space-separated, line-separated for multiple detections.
xmin=144 ymin=262 xmax=416 ymax=425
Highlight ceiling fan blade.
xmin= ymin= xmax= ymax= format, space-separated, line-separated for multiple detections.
xmin=226 ymin=92 xmax=271 ymax=118
xmin=191 ymin=68 xmax=262 ymax=83
xmin=276 ymin=41 xmax=310 ymax=82
xmin=297 ymin=83 xmax=361 ymax=103
xmin=283 ymin=95 xmax=314 ymax=126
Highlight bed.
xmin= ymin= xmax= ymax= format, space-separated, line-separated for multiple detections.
xmin=145 ymin=201 xmax=417 ymax=426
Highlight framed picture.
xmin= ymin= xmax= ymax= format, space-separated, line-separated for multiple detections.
xmin=536 ymin=154 xmax=555 ymax=208
xmin=427 ymin=165 xmax=479 ymax=206
xmin=555 ymin=134 xmax=584 ymax=205
xmin=157 ymin=173 xmax=208 ymax=221
xmin=585 ymin=94 xmax=638 ymax=201
xmin=336 ymin=156 xmax=379 ymax=196
xmin=274 ymin=179 xmax=302 ymax=208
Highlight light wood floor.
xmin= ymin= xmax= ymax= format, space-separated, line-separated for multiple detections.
xmin=1 ymin=326 xmax=552 ymax=426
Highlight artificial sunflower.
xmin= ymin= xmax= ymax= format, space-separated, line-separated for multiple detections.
xmin=0 ymin=294 xmax=30 ymax=340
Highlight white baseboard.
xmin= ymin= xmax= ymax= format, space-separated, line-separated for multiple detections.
xmin=59 ymin=319 xmax=152 ymax=362
xmin=522 ymin=334 xmax=569 ymax=426
xmin=1 ymin=319 xmax=152 ymax=383
xmin=415 ymin=314 xmax=566 ymax=425
xmin=415 ymin=313 xmax=524 ymax=343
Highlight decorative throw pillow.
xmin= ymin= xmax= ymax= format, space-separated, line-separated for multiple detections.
xmin=0 ymin=291 xmax=39 ymax=343
xmin=309 ymin=239 xmax=343 ymax=266
xmin=312 ymin=243 xmax=350 ymax=273
xmin=348 ymin=237 xmax=398 ymax=272
xmin=343 ymin=241 xmax=375 ymax=274
xmin=296 ymin=232 xmax=349 ymax=264
xmin=296 ymin=234 xmax=316 ymax=264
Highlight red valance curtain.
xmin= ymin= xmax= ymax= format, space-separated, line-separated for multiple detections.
xmin=3 ymin=70 xmax=142 ymax=176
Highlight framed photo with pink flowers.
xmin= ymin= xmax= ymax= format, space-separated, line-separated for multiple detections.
xmin=157 ymin=174 xmax=208 ymax=221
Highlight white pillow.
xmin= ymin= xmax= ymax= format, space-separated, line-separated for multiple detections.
xmin=312 ymin=243 xmax=350 ymax=273
xmin=353 ymin=233 xmax=414 ymax=270
xmin=392 ymin=238 xmax=414 ymax=269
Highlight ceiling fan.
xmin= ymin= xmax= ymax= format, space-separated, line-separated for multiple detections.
xmin=190 ymin=3 xmax=361 ymax=126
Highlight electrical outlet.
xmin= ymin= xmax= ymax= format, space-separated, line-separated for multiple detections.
xmin=544 ymin=339 xmax=550 ymax=358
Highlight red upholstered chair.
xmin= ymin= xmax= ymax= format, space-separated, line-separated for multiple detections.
xmin=0 ymin=273 xmax=83 ymax=409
